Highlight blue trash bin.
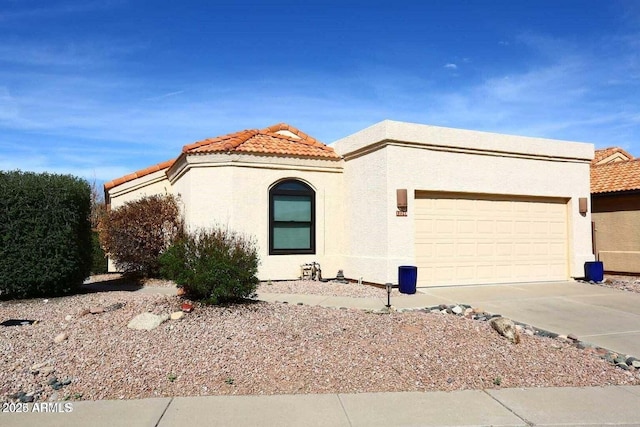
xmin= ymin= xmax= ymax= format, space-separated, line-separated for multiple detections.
xmin=398 ymin=266 xmax=417 ymax=294
xmin=584 ymin=261 xmax=604 ymax=282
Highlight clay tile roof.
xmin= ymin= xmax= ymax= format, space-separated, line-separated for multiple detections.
xmin=104 ymin=158 xmax=175 ymax=191
xmin=181 ymin=123 xmax=341 ymax=160
xmin=592 ymin=147 xmax=633 ymax=165
xmin=591 ymin=159 xmax=640 ymax=193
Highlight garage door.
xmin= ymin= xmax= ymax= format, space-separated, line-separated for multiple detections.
xmin=415 ymin=192 xmax=568 ymax=286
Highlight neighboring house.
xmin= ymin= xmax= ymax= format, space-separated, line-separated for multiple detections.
xmin=105 ymin=120 xmax=595 ymax=287
xmin=591 ymin=147 xmax=640 ymax=273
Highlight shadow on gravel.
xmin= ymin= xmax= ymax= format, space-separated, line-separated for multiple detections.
xmin=80 ymin=275 xmax=143 ymax=294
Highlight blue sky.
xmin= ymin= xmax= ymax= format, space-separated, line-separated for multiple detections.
xmin=1 ymin=1 xmax=639 ymax=186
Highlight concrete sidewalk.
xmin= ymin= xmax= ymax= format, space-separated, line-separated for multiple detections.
xmin=3 ymin=386 xmax=640 ymax=426
xmin=259 ymin=280 xmax=640 ymax=358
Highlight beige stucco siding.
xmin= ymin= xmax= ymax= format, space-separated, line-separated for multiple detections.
xmin=339 ymin=147 xmax=390 ymax=283
xmin=332 ymin=120 xmax=594 ymax=285
xmin=168 ymin=153 xmax=345 ymax=280
xmin=107 ymin=170 xmax=172 ymax=210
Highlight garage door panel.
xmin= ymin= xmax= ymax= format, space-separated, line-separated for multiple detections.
xmin=415 ymin=193 xmax=568 ymax=286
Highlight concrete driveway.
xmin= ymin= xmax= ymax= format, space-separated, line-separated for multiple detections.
xmin=417 ymin=280 xmax=640 ymax=357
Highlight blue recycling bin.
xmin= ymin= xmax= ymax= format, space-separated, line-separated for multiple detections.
xmin=398 ymin=266 xmax=417 ymax=294
xmin=584 ymin=261 xmax=604 ymax=282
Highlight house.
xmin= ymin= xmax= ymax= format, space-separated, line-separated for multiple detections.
xmin=591 ymin=147 xmax=640 ymax=273
xmin=105 ymin=120 xmax=595 ymax=287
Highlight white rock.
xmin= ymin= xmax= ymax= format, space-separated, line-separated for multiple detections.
xmin=170 ymin=311 xmax=185 ymax=320
xmin=64 ymin=315 xmax=73 ymax=321
xmin=127 ymin=313 xmax=169 ymax=331
xmin=54 ymin=332 xmax=68 ymax=343
xmin=451 ymin=305 xmax=463 ymax=315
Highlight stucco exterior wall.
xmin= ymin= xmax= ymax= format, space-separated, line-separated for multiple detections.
xmin=592 ymin=193 xmax=640 ymax=273
xmin=338 ymin=147 xmax=389 ymax=283
xmin=168 ymin=153 xmax=344 ymax=280
xmin=332 ymin=120 xmax=594 ymax=284
xmin=107 ymin=170 xmax=172 ymax=210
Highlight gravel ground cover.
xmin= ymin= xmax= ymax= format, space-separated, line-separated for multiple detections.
xmin=600 ymin=274 xmax=640 ymax=294
xmin=1 ymin=278 xmax=639 ymax=403
xmin=256 ymin=279 xmax=405 ymax=298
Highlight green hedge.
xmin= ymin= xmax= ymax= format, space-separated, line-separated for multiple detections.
xmin=0 ymin=171 xmax=93 ymax=299
xmin=91 ymin=231 xmax=108 ymax=274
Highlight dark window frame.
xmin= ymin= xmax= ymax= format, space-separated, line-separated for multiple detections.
xmin=269 ymin=179 xmax=316 ymax=255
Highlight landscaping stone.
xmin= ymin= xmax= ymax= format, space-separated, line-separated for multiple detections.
xmin=20 ymin=393 xmax=34 ymax=403
xmin=64 ymin=315 xmax=73 ymax=321
xmin=30 ymin=361 xmax=52 ymax=374
xmin=489 ymin=317 xmax=521 ymax=344
xmin=170 ymin=311 xmax=185 ymax=320
xmin=567 ymin=333 xmax=579 ymax=341
xmin=127 ymin=312 xmax=169 ymax=331
xmin=54 ymin=332 xmax=68 ymax=343
xmin=105 ymin=303 xmax=125 ymax=312
xmin=90 ymin=306 xmax=105 ymax=314
xmin=451 ymin=305 xmax=463 ymax=315
xmin=41 ymin=366 xmax=55 ymax=376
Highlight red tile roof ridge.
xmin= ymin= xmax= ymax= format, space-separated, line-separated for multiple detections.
xmin=106 ymin=123 xmax=340 ymax=192
xmin=262 ymin=123 xmax=327 ymax=149
xmin=592 ymin=157 xmax=640 ymax=167
xmin=592 ymin=146 xmax=634 ymax=165
xmin=182 ymin=129 xmax=261 ymax=153
xmin=104 ymin=158 xmax=176 ymax=190
xmin=182 ymin=123 xmax=339 ymax=158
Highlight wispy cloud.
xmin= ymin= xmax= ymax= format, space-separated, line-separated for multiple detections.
xmin=444 ymin=63 xmax=458 ymax=70
xmin=0 ymin=1 xmax=125 ymax=23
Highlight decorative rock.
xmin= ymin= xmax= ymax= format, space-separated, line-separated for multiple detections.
xmin=170 ymin=311 xmax=185 ymax=321
xmin=181 ymin=303 xmax=194 ymax=313
xmin=89 ymin=306 xmax=104 ymax=314
xmin=614 ymin=355 xmax=627 ymax=365
xmin=19 ymin=394 xmax=34 ymax=403
xmin=567 ymin=333 xmax=579 ymax=341
xmin=626 ymin=356 xmax=639 ymax=366
xmin=64 ymin=315 xmax=73 ymax=321
xmin=451 ymin=305 xmax=463 ymax=315
xmin=78 ymin=309 xmax=91 ymax=317
xmin=127 ymin=313 xmax=169 ymax=331
xmin=41 ymin=366 xmax=55 ymax=376
xmin=105 ymin=303 xmax=124 ymax=312
xmin=30 ymin=362 xmax=50 ymax=374
xmin=54 ymin=332 xmax=68 ymax=343
xmin=489 ymin=317 xmax=521 ymax=344
xmin=616 ymin=362 xmax=630 ymax=371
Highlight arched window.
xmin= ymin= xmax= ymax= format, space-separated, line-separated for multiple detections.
xmin=269 ymin=179 xmax=315 ymax=255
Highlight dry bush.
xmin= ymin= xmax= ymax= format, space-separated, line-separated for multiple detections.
xmin=98 ymin=194 xmax=183 ymax=276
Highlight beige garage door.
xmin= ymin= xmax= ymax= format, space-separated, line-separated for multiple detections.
xmin=415 ymin=192 xmax=568 ymax=286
